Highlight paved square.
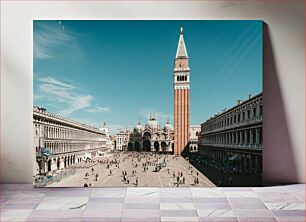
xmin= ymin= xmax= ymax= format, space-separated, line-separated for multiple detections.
xmin=47 ymin=152 xmax=216 ymax=187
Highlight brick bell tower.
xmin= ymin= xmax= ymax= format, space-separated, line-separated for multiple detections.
xmin=174 ymin=27 xmax=190 ymax=155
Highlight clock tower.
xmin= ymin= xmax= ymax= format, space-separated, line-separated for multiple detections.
xmin=174 ymin=27 xmax=190 ymax=155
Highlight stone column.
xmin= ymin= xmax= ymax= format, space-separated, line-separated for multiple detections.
xmin=248 ymin=155 xmax=252 ymax=173
xmin=236 ymin=132 xmax=239 ymax=144
xmin=234 ymin=131 xmax=239 ymax=145
xmin=255 ymin=128 xmax=259 ymax=145
xmin=60 ymin=158 xmax=65 ymax=169
xmin=259 ymin=129 xmax=262 ymax=145
xmin=250 ymin=155 xmax=254 ymax=172
xmin=255 ymin=155 xmax=259 ymax=173
xmin=51 ymin=159 xmax=57 ymax=171
xmin=241 ymin=155 xmax=244 ymax=170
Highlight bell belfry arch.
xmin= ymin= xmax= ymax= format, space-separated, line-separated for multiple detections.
xmin=173 ymin=27 xmax=190 ymax=155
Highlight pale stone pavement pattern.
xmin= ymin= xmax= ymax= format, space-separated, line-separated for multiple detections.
xmin=1 ymin=184 xmax=305 ymax=221
xmin=47 ymin=153 xmax=215 ymax=188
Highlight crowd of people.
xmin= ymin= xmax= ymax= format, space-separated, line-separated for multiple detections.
xmin=82 ymin=151 xmax=202 ymax=187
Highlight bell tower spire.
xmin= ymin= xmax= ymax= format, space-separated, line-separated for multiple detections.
xmin=176 ymin=27 xmax=188 ymax=59
xmin=173 ymin=27 xmax=190 ymax=155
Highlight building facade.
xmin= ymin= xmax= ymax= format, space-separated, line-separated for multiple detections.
xmin=189 ymin=125 xmax=201 ymax=153
xmin=33 ymin=106 xmax=107 ymax=176
xmin=199 ymin=93 xmax=263 ymax=174
xmin=128 ymin=116 xmax=174 ymax=153
xmin=99 ymin=122 xmax=114 ymax=151
xmin=174 ymin=27 xmax=190 ymax=155
xmin=115 ymin=130 xmax=130 ymax=151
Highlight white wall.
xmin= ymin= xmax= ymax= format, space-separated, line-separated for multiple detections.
xmin=1 ymin=1 xmax=304 ymax=183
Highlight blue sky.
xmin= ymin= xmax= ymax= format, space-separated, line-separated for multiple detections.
xmin=34 ymin=20 xmax=262 ymax=135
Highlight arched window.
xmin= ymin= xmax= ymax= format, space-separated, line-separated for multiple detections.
xmin=177 ymin=76 xmax=179 ymax=81
xmin=185 ymin=75 xmax=187 ymax=81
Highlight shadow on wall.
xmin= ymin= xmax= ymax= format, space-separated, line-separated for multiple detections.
xmin=263 ymin=23 xmax=297 ymax=185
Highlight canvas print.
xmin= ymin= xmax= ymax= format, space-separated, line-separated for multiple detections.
xmin=33 ymin=20 xmax=263 ymax=187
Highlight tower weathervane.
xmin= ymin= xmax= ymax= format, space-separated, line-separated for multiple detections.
xmin=180 ymin=27 xmax=183 ymax=34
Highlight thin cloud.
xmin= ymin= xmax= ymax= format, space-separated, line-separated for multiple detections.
xmin=34 ymin=22 xmax=79 ymax=60
xmin=86 ymin=105 xmax=111 ymax=113
xmin=60 ymin=95 xmax=93 ymax=116
xmin=39 ymin=76 xmax=75 ymax=89
xmin=34 ymin=75 xmax=109 ymax=117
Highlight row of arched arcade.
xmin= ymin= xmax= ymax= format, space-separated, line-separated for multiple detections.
xmin=127 ymin=140 xmax=174 ymax=153
xmin=36 ymin=153 xmax=86 ymax=174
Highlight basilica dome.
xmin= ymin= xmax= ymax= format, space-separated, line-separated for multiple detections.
xmin=134 ymin=122 xmax=144 ymax=131
xmin=164 ymin=122 xmax=173 ymax=131
xmin=146 ymin=117 xmax=159 ymax=130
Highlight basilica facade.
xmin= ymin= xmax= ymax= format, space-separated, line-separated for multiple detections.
xmin=128 ymin=115 xmax=174 ymax=153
